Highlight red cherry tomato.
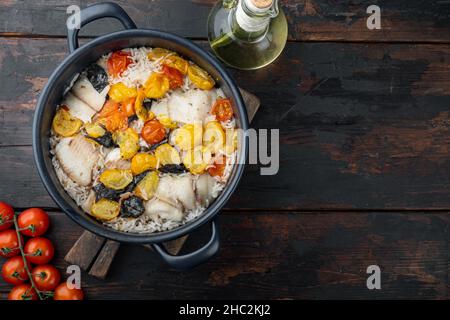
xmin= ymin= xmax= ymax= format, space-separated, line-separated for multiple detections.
xmin=8 ymin=284 xmax=38 ymax=300
xmin=53 ymin=282 xmax=84 ymax=300
xmin=0 ymin=201 xmax=14 ymax=231
xmin=162 ymin=65 xmax=184 ymax=89
xmin=1 ymin=256 xmax=30 ymax=285
xmin=32 ymin=265 xmax=61 ymax=292
xmin=141 ymin=119 xmax=166 ymax=145
xmin=207 ymin=155 xmax=227 ymax=177
xmin=24 ymin=237 xmax=54 ymax=265
xmin=107 ymin=51 xmax=133 ymax=77
xmin=0 ymin=229 xmax=21 ymax=258
xmin=18 ymin=208 xmax=50 ymax=237
xmin=211 ymin=98 xmax=234 ymax=122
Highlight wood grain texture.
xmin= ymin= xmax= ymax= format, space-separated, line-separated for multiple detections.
xmin=2 ymin=1 xmax=450 ymax=43
xmin=3 ymin=39 xmax=450 ymax=209
xmin=88 ymin=240 xmax=120 ymax=279
xmin=64 ymin=231 xmax=106 ymax=270
xmin=0 ymin=211 xmax=447 ymax=300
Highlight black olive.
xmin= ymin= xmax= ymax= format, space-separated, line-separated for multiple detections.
xmin=93 ymin=183 xmax=121 ymax=201
xmin=159 ymin=164 xmax=188 ymax=174
xmin=128 ymin=115 xmax=138 ymax=124
xmin=143 ymin=98 xmax=155 ymax=110
xmin=89 ymin=132 xmax=117 ymax=148
xmin=120 ymin=196 xmax=145 ymax=218
xmin=86 ymin=64 xmax=109 ymax=93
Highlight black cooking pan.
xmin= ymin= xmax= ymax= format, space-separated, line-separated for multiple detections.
xmin=32 ymin=2 xmax=249 ymax=269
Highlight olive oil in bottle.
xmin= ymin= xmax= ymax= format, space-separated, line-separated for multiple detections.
xmin=207 ymin=0 xmax=288 ymax=70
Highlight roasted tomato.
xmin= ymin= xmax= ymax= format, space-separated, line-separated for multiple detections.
xmin=155 ymin=143 xmax=181 ymax=166
xmin=157 ymin=114 xmax=177 ymax=129
xmin=162 ymin=55 xmax=189 ymax=75
xmin=172 ymin=124 xmax=202 ymax=151
xmin=53 ymin=282 xmax=84 ymax=300
xmin=52 ymin=107 xmax=83 ymax=137
xmin=108 ymin=83 xmax=137 ymax=103
xmin=91 ymin=198 xmax=121 ymax=221
xmin=134 ymin=171 xmax=159 ymax=201
xmin=211 ymin=98 xmax=234 ymax=122
xmin=17 ymin=208 xmax=50 ymax=237
xmin=208 ymin=155 xmax=228 ymax=177
xmin=147 ymin=47 xmax=173 ymax=61
xmin=1 ymin=256 xmax=30 ymax=285
xmin=107 ymin=50 xmax=133 ymax=77
xmin=99 ymin=169 xmax=134 ymax=190
xmin=162 ymin=65 xmax=184 ymax=89
xmin=8 ymin=284 xmax=38 ymax=301
xmin=141 ymin=119 xmax=166 ymax=145
xmin=0 ymin=201 xmax=14 ymax=231
xmin=188 ymin=64 xmax=215 ymax=90
xmin=32 ymin=264 xmax=61 ymax=292
xmin=144 ymin=73 xmax=170 ymax=99
xmin=183 ymin=146 xmax=212 ymax=175
xmin=98 ymin=100 xmax=120 ymax=118
xmin=24 ymin=237 xmax=54 ymax=265
xmin=113 ymin=128 xmax=140 ymax=159
xmin=122 ymin=97 xmax=136 ymax=117
xmin=131 ymin=153 xmax=158 ymax=175
xmin=0 ymin=229 xmax=21 ymax=258
xmin=134 ymin=89 xmax=149 ymax=122
xmin=203 ymin=121 xmax=225 ymax=154
xmin=105 ymin=110 xmax=129 ymax=132
xmin=85 ymin=122 xmax=106 ymax=138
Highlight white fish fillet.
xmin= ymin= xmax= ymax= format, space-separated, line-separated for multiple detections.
xmin=62 ymin=93 xmax=96 ymax=123
xmin=156 ymin=175 xmax=196 ymax=210
xmin=55 ymin=135 xmax=100 ymax=187
xmin=195 ymin=174 xmax=217 ymax=207
xmin=72 ymin=76 xmax=109 ymax=112
xmin=104 ymin=148 xmax=131 ymax=170
xmin=144 ymin=198 xmax=183 ymax=222
xmin=151 ymin=89 xmax=216 ymax=124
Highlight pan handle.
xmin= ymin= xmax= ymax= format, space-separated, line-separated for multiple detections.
xmin=152 ymin=220 xmax=220 ymax=270
xmin=67 ymin=2 xmax=137 ymax=53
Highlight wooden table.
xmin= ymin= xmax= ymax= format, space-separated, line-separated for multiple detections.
xmin=0 ymin=0 xmax=449 ymax=299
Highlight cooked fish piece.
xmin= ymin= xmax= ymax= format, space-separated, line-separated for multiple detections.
xmin=155 ymin=175 xmax=196 ymax=210
xmin=155 ymin=89 xmax=216 ymax=124
xmin=144 ymin=198 xmax=183 ymax=222
xmin=195 ymin=174 xmax=218 ymax=207
xmin=104 ymin=148 xmax=131 ymax=170
xmin=72 ymin=76 xmax=109 ymax=112
xmin=55 ymin=135 xmax=100 ymax=186
xmin=62 ymin=92 xmax=96 ymax=123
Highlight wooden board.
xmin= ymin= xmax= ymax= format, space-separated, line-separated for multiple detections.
xmin=2 ymin=1 xmax=450 ymax=43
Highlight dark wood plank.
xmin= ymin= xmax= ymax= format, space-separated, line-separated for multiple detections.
xmin=0 ymin=211 xmax=447 ymax=300
xmin=88 ymin=240 xmax=120 ymax=279
xmin=64 ymin=230 xmax=105 ymax=270
xmin=2 ymin=39 xmax=450 ymax=209
xmin=2 ymin=1 xmax=450 ymax=43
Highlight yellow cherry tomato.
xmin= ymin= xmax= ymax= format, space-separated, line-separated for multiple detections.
xmin=131 ymin=153 xmax=158 ymax=175
xmin=134 ymin=171 xmax=159 ymax=201
xmin=144 ymin=73 xmax=170 ymax=99
xmin=134 ymin=89 xmax=149 ymax=122
xmin=84 ymin=122 xmax=106 ymax=138
xmin=172 ymin=123 xmax=203 ymax=151
xmin=188 ymin=64 xmax=215 ymax=90
xmin=99 ymin=169 xmax=133 ymax=190
xmin=155 ymin=143 xmax=181 ymax=166
xmin=147 ymin=48 xmax=173 ymax=61
xmin=183 ymin=146 xmax=212 ymax=174
xmin=162 ymin=55 xmax=189 ymax=75
xmin=90 ymin=198 xmax=120 ymax=221
xmin=108 ymin=83 xmax=137 ymax=103
xmin=157 ymin=114 xmax=178 ymax=129
xmin=52 ymin=108 xmax=83 ymax=137
xmin=203 ymin=121 xmax=225 ymax=154
xmin=113 ymin=128 xmax=140 ymax=160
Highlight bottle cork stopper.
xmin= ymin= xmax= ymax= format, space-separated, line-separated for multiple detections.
xmin=250 ymin=0 xmax=273 ymax=9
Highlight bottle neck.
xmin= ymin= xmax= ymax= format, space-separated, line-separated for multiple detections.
xmin=231 ymin=0 xmax=278 ymax=40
